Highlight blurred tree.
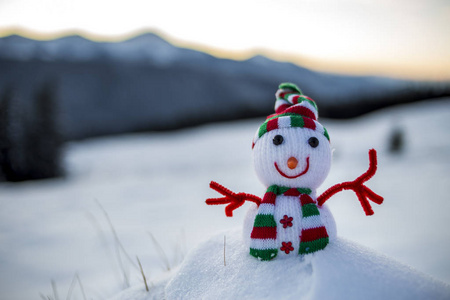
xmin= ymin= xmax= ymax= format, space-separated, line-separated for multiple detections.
xmin=0 ymin=87 xmax=27 ymax=181
xmin=26 ymin=81 xmax=63 ymax=179
xmin=388 ymin=127 xmax=405 ymax=154
xmin=0 ymin=88 xmax=10 ymax=181
xmin=0 ymin=82 xmax=63 ymax=182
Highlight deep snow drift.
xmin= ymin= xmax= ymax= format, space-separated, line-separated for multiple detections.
xmin=112 ymin=229 xmax=449 ymax=300
xmin=0 ymin=98 xmax=450 ymax=299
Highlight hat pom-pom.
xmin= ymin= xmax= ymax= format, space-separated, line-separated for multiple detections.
xmin=275 ymin=83 xmax=318 ymax=115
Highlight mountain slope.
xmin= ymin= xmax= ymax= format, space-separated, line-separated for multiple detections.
xmin=0 ymin=33 xmax=449 ymax=141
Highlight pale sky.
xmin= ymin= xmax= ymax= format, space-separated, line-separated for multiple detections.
xmin=0 ymin=0 xmax=449 ymax=79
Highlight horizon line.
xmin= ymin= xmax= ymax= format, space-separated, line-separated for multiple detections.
xmin=1 ymin=26 xmax=449 ymax=82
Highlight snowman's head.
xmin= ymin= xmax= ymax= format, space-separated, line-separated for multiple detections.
xmin=252 ymin=83 xmax=332 ymax=189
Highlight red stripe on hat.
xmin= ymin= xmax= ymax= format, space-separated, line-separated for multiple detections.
xmin=261 ymin=192 xmax=277 ymax=204
xmin=266 ymin=118 xmax=279 ymax=132
xmin=266 ymin=113 xmax=278 ymax=120
xmin=284 ymin=105 xmax=316 ymax=120
xmin=278 ymin=92 xmax=289 ymax=99
xmin=291 ymin=95 xmax=300 ymax=104
xmin=301 ymin=227 xmax=328 ymax=242
xmin=251 ymin=226 xmax=277 ymax=239
xmin=300 ymin=194 xmax=315 ymax=206
xmin=303 ymin=117 xmax=316 ymax=130
xmin=275 ymin=103 xmax=290 ymax=114
xmin=279 ymin=91 xmax=297 ymax=100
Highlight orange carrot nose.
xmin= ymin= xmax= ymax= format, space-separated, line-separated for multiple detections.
xmin=287 ymin=157 xmax=298 ymax=169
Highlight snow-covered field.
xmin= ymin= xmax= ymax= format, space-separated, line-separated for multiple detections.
xmin=1 ymin=98 xmax=450 ymax=299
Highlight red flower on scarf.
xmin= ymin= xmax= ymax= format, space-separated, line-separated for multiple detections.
xmin=280 ymin=215 xmax=293 ymax=228
xmin=280 ymin=241 xmax=294 ymax=254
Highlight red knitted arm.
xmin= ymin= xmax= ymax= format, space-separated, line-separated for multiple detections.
xmin=317 ymin=149 xmax=384 ymax=216
xmin=206 ymin=181 xmax=262 ymax=217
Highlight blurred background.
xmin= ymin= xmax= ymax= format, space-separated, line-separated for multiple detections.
xmin=0 ymin=0 xmax=449 ymax=299
xmin=0 ymin=0 xmax=449 ymax=181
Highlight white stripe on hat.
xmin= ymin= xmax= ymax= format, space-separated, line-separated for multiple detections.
xmin=274 ymin=99 xmax=289 ymax=112
xmin=277 ymin=116 xmax=291 ymax=128
xmin=300 ymin=101 xmax=319 ymax=120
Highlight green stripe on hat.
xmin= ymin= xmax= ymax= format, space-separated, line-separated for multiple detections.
xmin=323 ymin=127 xmax=330 ymax=141
xmin=290 ymin=115 xmax=304 ymax=128
xmin=254 ymin=116 xmax=330 ymax=144
xmin=305 ymin=99 xmax=318 ymax=111
xmin=279 ymin=82 xmax=302 ymax=95
xmin=258 ymin=122 xmax=268 ymax=138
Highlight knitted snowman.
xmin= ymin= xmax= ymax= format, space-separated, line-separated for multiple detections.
xmin=206 ymin=83 xmax=383 ymax=261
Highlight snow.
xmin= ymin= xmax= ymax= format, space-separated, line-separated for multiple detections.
xmin=1 ymin=98 xmax=450 ymax=299
xmin=132 ymin=229 xmax=448 ymax=300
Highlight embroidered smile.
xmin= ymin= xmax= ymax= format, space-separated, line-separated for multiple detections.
xmin=274 ymin=157 xmax=310 ymax=179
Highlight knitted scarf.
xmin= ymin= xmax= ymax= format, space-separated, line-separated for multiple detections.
xmin=249 ymin=185 xmax=329 ymax=261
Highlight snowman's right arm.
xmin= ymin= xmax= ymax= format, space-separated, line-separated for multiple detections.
xmin=205 ymin=181 xmax=262 ymax=217
xmin=317 ymin=149 xmax=383 ymax=216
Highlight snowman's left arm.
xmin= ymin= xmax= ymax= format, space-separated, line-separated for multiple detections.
xmin=317 ymin=149 xmax=383 ymax=216
xmin=206 ymin=181 xmax=262 ymax=217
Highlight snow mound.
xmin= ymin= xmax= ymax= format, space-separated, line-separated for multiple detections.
xmin=115 ymin=229 xmax=450 ymax=300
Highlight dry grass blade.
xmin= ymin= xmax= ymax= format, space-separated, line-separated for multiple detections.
xmin=67 ymin=273 xmax=88 ymax=300
xmin=148 ymin=232 xmax=171 ymax=271
xmin=86 ymin=209 xmax=130 ymax=289
xmin=115 ymin=239 xmax=130 ymax=287
xmin=76 ymin=274 xmax=88 ymax=300
xmin=136 ymin=256 xmax=149 ymax=292
xmin=66 ymin=274 xmax=77 ymax=300
xmin=51 ymin=280 xmax=60 ymax=300
xmin=94 ymin=199 xmax=139 ymax=271
xmin=173 ymin=230 xmax=186 ymax=266
xmin=224 ymin=235 xmax=226 ymax=267
xmin=39 ymin=293 xmax=50 ymax=300
xmin=95 ymin=199 xmax=142 ymax=288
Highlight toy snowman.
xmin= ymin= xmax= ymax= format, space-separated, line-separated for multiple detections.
xmin=206 ymin=83 xmax=383 ymax=261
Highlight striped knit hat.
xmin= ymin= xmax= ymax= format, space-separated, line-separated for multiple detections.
xmin=252 ymin=83 xmax=329 ymax=148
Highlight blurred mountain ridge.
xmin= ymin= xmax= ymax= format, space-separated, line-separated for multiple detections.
xmin=0 ymin=33 xmax=212 ymax=64
xmin=2 ymin=33 xmax=450 ymax=137
xmin=0 ymin=32 xmax=450 ymax=181
xmin=1 ymin=31 xmax=450 ymax=140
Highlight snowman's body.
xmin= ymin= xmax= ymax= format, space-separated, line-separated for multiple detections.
xmin=243 ymin=192 xmax=337 ymax=259
xmin=245 ymin=122 xmax=337 ymax=259
xmin=273 ymin=194 xmax=303 ymax=257
xmin=206 ymin=82 xmax=382 ymax=261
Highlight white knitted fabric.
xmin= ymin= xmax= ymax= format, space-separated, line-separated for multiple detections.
xmin=245 ymin=81 xmax=341 ymax=260
xmin=244 ymin=127 xmax=337 ymax=255
xmin=243 ymin=201 xmax=337 ymax=250
xmin=253 ymin=127 xmax=332 ymax=189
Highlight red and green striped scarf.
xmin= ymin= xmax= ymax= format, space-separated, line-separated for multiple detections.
xmin=249 ymin=185 xmax=329 ymax=261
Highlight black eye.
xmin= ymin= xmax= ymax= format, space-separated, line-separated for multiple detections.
xmin=308 ymin=137 xmax=319 ymax=148
xmin=273 ymin=135 xmax=284 ymax=145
